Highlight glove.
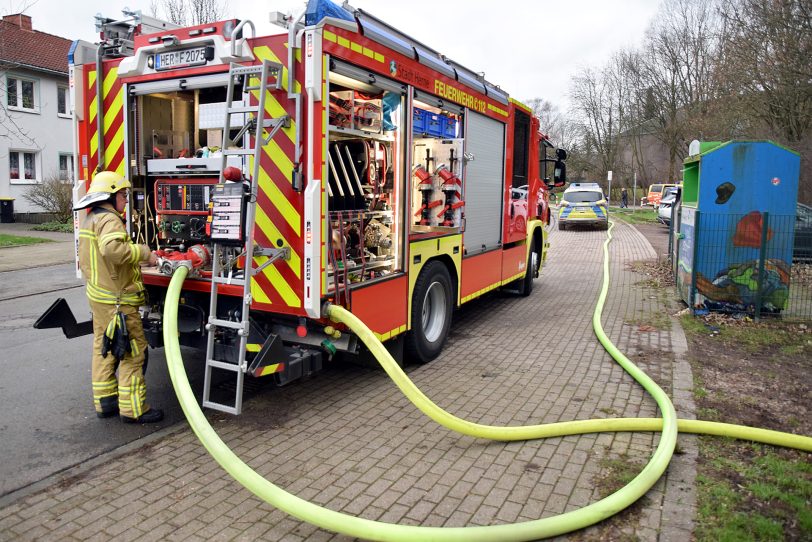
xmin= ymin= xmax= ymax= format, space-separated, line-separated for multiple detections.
xmin=101 ymin=311 xmax=131 ymax=362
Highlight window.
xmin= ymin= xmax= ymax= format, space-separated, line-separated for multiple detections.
xmin=563 ymin=190 xmax=604 ymax=203
xmin=57 ymin=86 xmax=69 ymax=117
xmin=511 ymin=109 xmax=530 ymax=189
xmin=6 ymin=75 xmax=39 ymax=112
xmin=58 ymin=154 xmax=74 ymax=181
xmin=9 ymin=150 xmax=39 ymax=183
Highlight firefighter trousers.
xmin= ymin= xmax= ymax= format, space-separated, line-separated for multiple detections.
xmin=89 ymin=300 xmax=150 ymax=418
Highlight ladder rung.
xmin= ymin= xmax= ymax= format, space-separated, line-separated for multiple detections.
xmin=228 ymin=106 xmax=259 ymax=114
xmin=224 ymin=149 xmax=255 ymax=156
xmin=213 ymin=276 xmax=246 ymax=285
xmin=231 ymin=66 xmax=264 ymax=76
xmin=209 ymin=318 xmax=244 ymax=330
xmin=202 ymin=400 xmax=241 ymax=415
xmin=206 ymin=359 xmax=242 ymax=372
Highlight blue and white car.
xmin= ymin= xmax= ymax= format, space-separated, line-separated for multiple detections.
xmin=557 ymin=182 xmax=608 ymax=230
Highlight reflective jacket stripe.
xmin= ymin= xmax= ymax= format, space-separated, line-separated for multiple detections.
xmin=99 ymin=231 xmax=127 ymax=247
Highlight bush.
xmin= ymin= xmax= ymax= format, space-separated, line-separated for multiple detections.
xmin=31 ymin=221 xmax=73 ymax=233
xmin=23 ymin=175 xmax=73 ymax=223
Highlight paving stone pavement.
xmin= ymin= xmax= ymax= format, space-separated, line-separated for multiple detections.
xmin=0 ymin=220 xmax=697 ymax=541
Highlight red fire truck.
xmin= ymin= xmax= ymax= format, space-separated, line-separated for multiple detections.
xmin=63 ymin=2 xmax=566 ymax=413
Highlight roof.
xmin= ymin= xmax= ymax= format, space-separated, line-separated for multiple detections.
xmin=0 ymin=16 xmax=72 ymax=76
xmin=565 ymin=182 xmax=602 ymax=192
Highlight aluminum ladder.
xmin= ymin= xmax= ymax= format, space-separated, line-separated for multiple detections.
xmin=202 ymin=59 xmax=291 ymax=414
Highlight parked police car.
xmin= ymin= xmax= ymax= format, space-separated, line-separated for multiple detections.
xmin=557 ymin=182 xmax=609 ymax=230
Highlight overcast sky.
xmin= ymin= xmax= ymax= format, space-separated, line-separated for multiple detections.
xmin=18 ymin=0 xmax=661 ymax=110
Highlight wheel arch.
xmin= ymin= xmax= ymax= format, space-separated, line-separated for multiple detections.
xmin=408 ymin=254 xmax=459 ymax=326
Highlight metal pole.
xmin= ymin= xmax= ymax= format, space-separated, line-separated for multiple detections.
xmin=754 ymin=212 xmax=769 ymax=321
xmin=633 ymin=170 xmax=637 ymax=213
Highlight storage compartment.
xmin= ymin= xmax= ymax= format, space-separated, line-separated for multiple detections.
xmin=409 ymin=98 xmax=465 ymax=234
xmin=127 ymin=81 xmax=250 ymax=256
xmin=326 ymin=64 xmax=406 ymax=298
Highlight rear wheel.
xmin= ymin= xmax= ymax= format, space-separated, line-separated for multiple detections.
xmin=558 ymin=220 xmax=566 ymax=230
xmin=405 ymin=261 xmax=453 ymax=363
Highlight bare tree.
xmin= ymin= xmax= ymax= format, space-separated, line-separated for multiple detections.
xmin=569 ymin=59 xmax=625 ymax=182
xmin=718 ymin=0 xmax=811 ymax=143
xmin=23 ymin=173 xmax=73 ymax=222
xmin=152 ymin=0 xmax=229 ymax=26
xmin=525 ymin=97 xmax=579 ymax=153
xmin=636 ymin=0 xmax=722 ymax=182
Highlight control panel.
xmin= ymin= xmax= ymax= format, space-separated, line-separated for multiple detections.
xmin=209 ymin=182 xmax=247 ymax=244
xmin=154 ymin=178 xmax=218 ymax=242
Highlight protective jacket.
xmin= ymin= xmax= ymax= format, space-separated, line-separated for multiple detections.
xmin=78 ymin=203 xmax=151 ymax=306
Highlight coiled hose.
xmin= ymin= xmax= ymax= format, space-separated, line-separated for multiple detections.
xmin=163 ymin=222 xmax=811 ymax=541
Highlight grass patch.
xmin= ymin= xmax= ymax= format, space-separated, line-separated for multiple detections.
xmin=681 ymin=314 xmax=811 ymax=357
xmin=609 ymin=207 xmax=660 ymax=224
xmin=0 ymin=233 xmax=53 ymax=247
xmin=680 ymin=313 xmax=709 ymax=335
xmin=696 ymin=438 xmax=812 ymax=541
xmin=31 ymin=221 xmax=72 ymax=233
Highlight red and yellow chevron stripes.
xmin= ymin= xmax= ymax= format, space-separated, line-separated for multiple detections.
xmin=247 ymin=38 xmax=306 ymax=312
xmin=86 ymin=60 xmax=125 ymax=176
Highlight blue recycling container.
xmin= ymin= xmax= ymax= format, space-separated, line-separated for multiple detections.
xmin=677 ymin=141 xmax=800 ymax=314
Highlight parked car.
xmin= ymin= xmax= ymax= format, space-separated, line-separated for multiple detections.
xmin=795 ymin=202 xmax=812 ymax=262
xmin=558 ymin=182 xmax=608 ymax=230
xmin=656 ymin=186 xmax=679 ymax=209
xmin=643 ymin=183 xmax=679 ymax=207
xmin=658 ymin=189 xmax=680 ymax=226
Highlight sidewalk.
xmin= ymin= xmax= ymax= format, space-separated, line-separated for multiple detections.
xmin=0 ymin=221 xmax=696 ymax=541
xmin=0 ymin=223 xmax=75 ymax=272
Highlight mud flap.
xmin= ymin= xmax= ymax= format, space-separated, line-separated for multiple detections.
xmin=247 ymin=334 xmax=286 ymax=377
xmin=33 ymin=298 xmax=93 ymax=338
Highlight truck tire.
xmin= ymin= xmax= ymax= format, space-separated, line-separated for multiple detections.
xmin=405 ymin=261 xmax=453 ymax=363
xmin=558 ymin=221 xmax=566 ymax=231
xmin=518 ymin=237 xmax=539 ymax=297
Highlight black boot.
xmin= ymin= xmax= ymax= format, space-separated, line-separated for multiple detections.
xmin=121 ymin=408 xmax=164 ymax=424
xmin=96 ymin=396 xmax=119 ymax=418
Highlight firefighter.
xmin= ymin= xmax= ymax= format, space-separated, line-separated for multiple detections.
xmin=74 ymin=171 xmax=163 ymax=423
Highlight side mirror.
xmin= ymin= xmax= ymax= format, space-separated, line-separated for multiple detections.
xmin=553 ymin=160 xmax=566 ymax=187
xmin=556 ymin=148 xmax=568 ymax=161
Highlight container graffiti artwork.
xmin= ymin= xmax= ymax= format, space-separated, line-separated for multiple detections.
xmin=678 ymin=141 xmax=801 ymax=315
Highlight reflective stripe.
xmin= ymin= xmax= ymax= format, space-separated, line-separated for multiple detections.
xmin=92 ymin=379 xmax=117 ymax=399
xmin=90 ymin=243 xmax=99 ymax=285
xmin=86 ymin=281 xmax=144 ymax=305
xmin=99 ymin=231 xmax=127 ymax=247
xmin=130 ymin=339 xmax=139 ymax=356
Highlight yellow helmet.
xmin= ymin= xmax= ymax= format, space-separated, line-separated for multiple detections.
xmin=74 ymin=171 xmax=131 ymax=210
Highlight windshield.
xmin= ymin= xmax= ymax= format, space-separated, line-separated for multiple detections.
xmin=563 ymin=191 xmax=603 ymax=203
xmin=650 ymin=185 xmax=663 ymax=193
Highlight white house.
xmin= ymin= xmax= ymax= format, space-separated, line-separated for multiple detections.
xmin=0 ymin=14 xmax=73 ymax=217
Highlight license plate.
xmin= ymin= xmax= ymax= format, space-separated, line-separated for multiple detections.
xmin=155 ymin=47 xmax=208 ymax=71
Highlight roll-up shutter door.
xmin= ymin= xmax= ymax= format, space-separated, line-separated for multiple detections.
xmin=463 ymin=111 xmax=504 ymax=255
xmin=330 ymin=59 xmax=405 ymax=94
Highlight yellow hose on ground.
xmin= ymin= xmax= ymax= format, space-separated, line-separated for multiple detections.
xmin=162 ymin=221 xmax=811 ymax=542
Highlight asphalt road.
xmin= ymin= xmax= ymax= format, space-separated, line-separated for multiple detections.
xmin=0 ymin=263 xmax=208 ymax=497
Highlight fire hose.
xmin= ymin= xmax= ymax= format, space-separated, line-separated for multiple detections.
xmin=162 ymin=221 xmax=811 ymax=541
